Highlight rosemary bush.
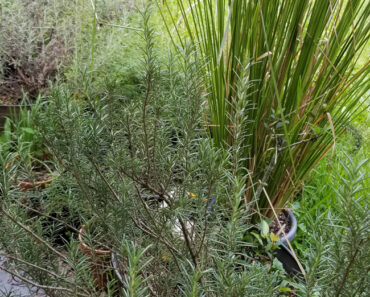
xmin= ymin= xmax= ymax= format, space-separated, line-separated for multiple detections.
xmin=0 ymin=5 xmax=291 ymax=295
xmin=299 ymin=155 xmax=369 ymax=297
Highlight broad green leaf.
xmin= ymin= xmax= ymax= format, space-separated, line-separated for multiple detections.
xmin=21 ymin=127 xmax=36 ymax=134
xmin=260 ymin=220 xmax=269 ymax=238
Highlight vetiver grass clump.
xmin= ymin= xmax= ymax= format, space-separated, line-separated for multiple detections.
xmin=160 ymin=0 xmax=370 ymax=218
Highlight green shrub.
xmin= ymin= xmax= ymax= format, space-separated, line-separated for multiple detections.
xmin=298 ymin=155 xmax=369 ymax=296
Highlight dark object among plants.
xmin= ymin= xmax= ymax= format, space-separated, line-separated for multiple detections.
xmin=274 ymin=245 xmax=302 ymax=277
xmin=40 ymin=207 xmax=82 ymax=247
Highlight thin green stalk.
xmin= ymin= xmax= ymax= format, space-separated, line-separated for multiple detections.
xmin=90 ymin=0 xmax=97 ymax=82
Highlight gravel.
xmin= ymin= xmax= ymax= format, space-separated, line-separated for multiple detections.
xmin=0 ymin=254 xmax=46 ymax=297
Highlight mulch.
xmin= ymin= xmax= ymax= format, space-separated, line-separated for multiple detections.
xmin=270 ymin=210 xmax=291 ymax=235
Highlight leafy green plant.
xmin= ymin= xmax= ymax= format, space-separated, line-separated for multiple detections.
xmin=160 ymin=0 xmax=370 ymax=218
xmin=0 ymin=103 xmax=43 ymax=160
xmin=0 ymin=117 xmax=12 ymax=155
xmin=10 ymin=103 xmax=45 ymax=159
xmin=0 ymin=98 xmax=61 ymax=191
xmin=122 ymin=242 xmax=152 ymax=297
xmin=298 ymin=154 xmax=369 ymax=297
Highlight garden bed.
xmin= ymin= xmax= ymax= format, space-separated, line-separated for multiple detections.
xmin=0 ymin=1 xmax=369 ymax=296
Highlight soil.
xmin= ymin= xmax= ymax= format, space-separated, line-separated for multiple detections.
xmin=269 ymin=210 xmax=291 ymax=235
